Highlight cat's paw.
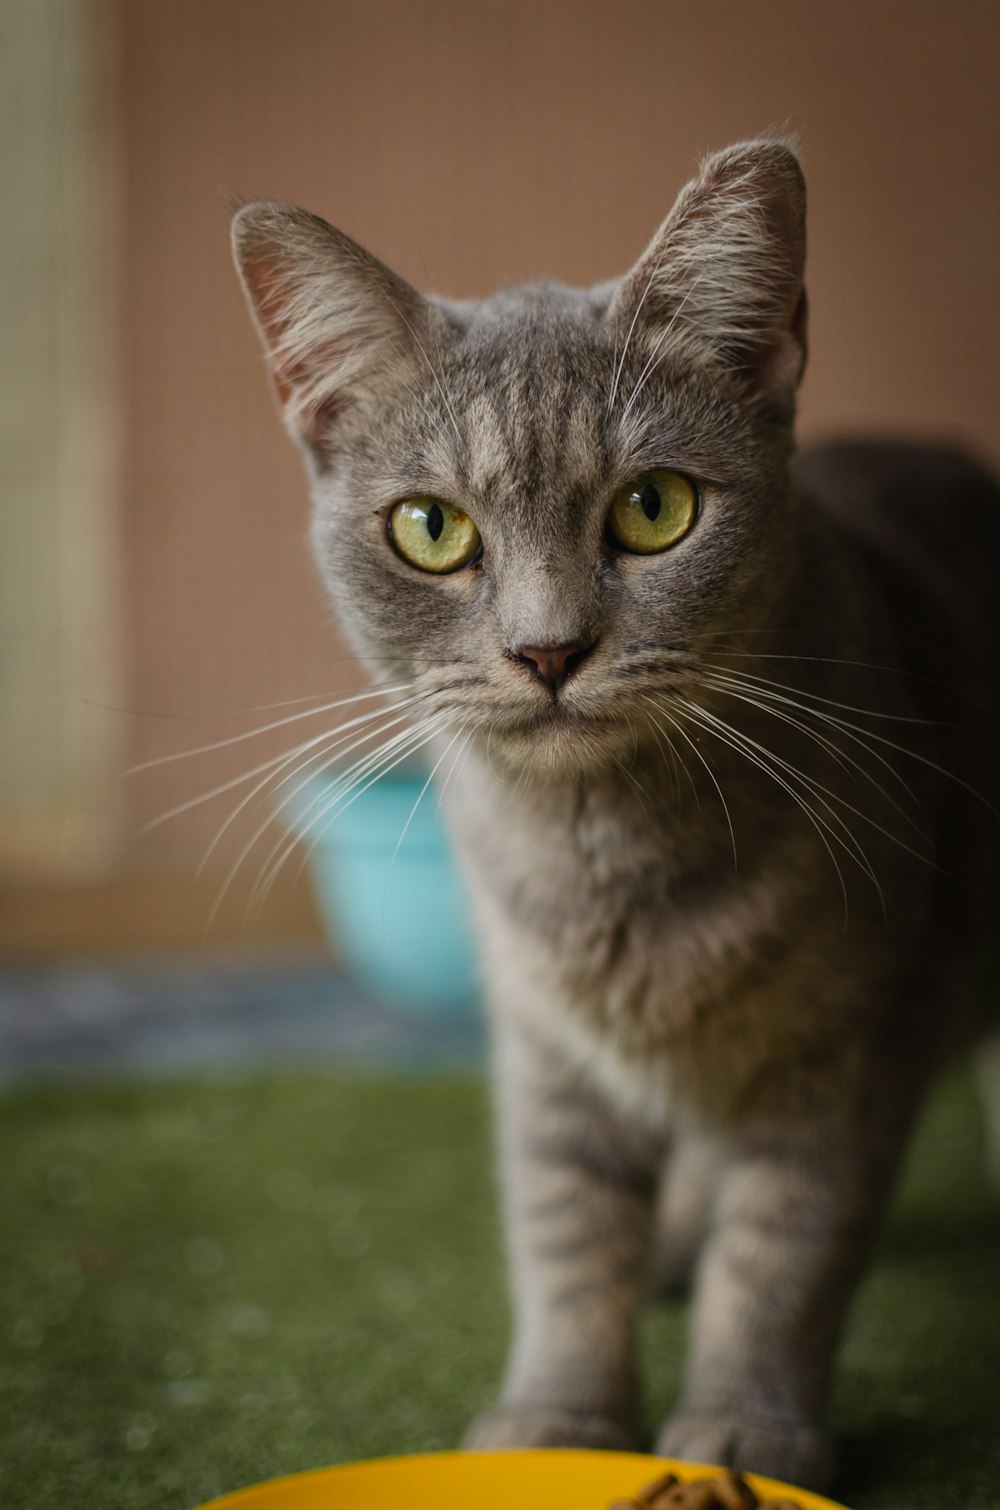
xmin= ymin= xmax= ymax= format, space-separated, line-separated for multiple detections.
xmin=465 ymin=1403 xmax=639 ymax=1452
xmin=656 ymin=1409 xmax=834 ymax=1492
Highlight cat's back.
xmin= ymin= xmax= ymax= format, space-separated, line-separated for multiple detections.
xmin=792 ymin=437 xmax=1000 ymax=714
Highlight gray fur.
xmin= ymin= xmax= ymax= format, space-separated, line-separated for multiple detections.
xmin=232 ymin=141 xmax=1000 ymax=1490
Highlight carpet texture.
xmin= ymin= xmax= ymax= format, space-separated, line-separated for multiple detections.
xmin=2 ymin=1072 xmax=998 ymax=1509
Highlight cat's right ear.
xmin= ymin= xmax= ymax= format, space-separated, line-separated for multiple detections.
xmin=231 ymin=202 xmax=434 ymax=454
xmin=606 ymin=140 xmax=808 ymax=419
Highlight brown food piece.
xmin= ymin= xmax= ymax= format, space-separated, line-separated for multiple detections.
xmin=712 ymin=1470 xmax=759 ymax=1509
xmin=608 ymin=1470 xmax=800 ymax=1510
xmin=635 ymin=1473 xmax=681 ymax=1506
xmin=659 ymin=1483 xmax=728 ymax=1509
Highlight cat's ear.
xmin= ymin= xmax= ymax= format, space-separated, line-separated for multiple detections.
xmin=608 ymin=140 xmax=808 ymax=414
xmin=231 ymin=202 xmax=435 ymax=452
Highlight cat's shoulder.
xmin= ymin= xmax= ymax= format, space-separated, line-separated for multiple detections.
xmin=792 ymin=436 xmax=1000 ymax=524
xmin=793 ymin=436 xmax=1000 ymax=711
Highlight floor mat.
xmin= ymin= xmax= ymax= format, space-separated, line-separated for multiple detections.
xmin=2 ymin=1074 xmax=999 ymax=1509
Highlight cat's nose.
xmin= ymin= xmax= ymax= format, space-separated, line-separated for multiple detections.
xmin=510 ymin=640 xmax=597 ymax=694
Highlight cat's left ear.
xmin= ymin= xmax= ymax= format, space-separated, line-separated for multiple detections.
xmin=231 ymin=202 xmax=440 ymax=455
xmin=607 ymin=139 xmax=808 ymax=416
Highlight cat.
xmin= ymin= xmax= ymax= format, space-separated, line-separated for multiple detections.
xmin=230 ymin=139 xmax=1000 ymax=1491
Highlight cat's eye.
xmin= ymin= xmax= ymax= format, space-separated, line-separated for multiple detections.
xmin=388 ymin=496 xmax=482 ymax=574
xmin=606 ymin=470 xmax=698 ymax=555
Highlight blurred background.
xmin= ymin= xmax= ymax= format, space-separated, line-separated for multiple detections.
xmin=3 ymin=5 xmax=1000 ymax=1507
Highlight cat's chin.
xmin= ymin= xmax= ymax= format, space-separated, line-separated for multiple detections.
xmin=482 ymin=713 xmax=639 ymax=780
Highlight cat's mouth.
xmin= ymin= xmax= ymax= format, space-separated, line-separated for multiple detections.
xmin=503 ymin=704 xmax=619 ymax=734
xmin=478 ymin=701 xmax=642 ymax=776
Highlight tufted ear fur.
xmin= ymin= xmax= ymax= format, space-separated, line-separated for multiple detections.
xmin=231 ymin=202 xmax=441 ymax=455
xmin=608 ymin=140 xmax=808 ymax=416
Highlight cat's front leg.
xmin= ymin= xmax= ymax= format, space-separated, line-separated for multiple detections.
xmin=651 ymin=1130 xmax=726 ymax=1294
xmin=466 ymin=1022 xmax=663 ymax=1451
xmin=657 ymin=1110 xmax=913 ymax=1491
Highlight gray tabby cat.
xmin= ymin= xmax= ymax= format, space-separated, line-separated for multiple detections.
xmin=231 ymin=140 xmax=1000 ymax=1491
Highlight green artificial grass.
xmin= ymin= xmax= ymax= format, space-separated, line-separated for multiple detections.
xmin=1 ymin=1072 xmax=998 ymax=1509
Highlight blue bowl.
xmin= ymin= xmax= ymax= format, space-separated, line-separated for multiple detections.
xmin=287 ymin=769 xmax=479 ymax=1015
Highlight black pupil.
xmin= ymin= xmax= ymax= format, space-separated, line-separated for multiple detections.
xmin=426 ymin=503 xmax=444 ymax=541
xmin=640 ymin=483 xmax=661 ymax=522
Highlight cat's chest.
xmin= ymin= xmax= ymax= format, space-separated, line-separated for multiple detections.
xmin=445 ymin=768 xmax=781 ymax=1058
xmin=441 ymin=751 xmax=887 ymax=1132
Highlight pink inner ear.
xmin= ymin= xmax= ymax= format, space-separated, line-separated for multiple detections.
xmin=240 ymin=248 xmax=304 ymax=407
xmin=235 ymin=205 xmax=437 ymax=452
xmin=240 ymin=246 xmax=346 ymax=447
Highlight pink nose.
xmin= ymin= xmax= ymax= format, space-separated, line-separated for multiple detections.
xmin=510 ymin=640 xmax=596 ymax=693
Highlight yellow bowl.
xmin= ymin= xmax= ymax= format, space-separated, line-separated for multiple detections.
xmin=197 ymin=1449 xmax=851 ymax=1509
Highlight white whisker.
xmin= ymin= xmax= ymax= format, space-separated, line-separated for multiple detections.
xmin=676 ymin=700 xmax=853 ymax=924
xmin=644 ymin=696 xmax=736 ymax=867
xmin=618 ymin=275 xmax=706 ymax=426
xmin=128 ymin=683 xmax=410 ymax=773
xmin=697 ymin=672 xmax=930 ymax=843
xmin=243 ymin=714 xmax=449 ymax=920
xmin=436 ymin=729 xmax=473 ymax=816
xmin=613 ymin=741 xmax=654 ymax=823
xmin=698 ymin=660 xmax=947 ymax=726
xmin=606 ymin=250 xmax=667 ymax=415
xmin=643 ymin=707 xmax=690 ymax=806
xmin=203 ymin=714 xmax=435 ymax=929
xmin=392 ymin=728 xmax=463 ymax=866
xmin=197 ymin=699 xmax=427 ymax=878
xmin=235 ymin=713 xmax=443 ymax=919
xmin=383 ymin=293 xmax=464 ymax=448
xmin=138 ymin=694 xmax=422 ymax=838
xmin=679 ymin=695 xmax=884 ymax=878
xmin=711 ymin=674 xmax=996 ymax=818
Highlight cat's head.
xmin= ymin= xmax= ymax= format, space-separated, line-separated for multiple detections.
xmin=232 ymin=140 xmax=807 ymax=777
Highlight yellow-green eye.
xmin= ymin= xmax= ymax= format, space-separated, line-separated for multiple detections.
xmin=607 ymin=470 xmax=698 ymax=555
xmin=388 ymin=497 xmax=482 ymax=574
